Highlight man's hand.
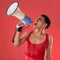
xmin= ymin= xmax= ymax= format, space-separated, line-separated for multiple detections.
xmin=16 ymin=21 xmax=24 ymax=27
xmin=16 ymin=21 xmax=25 ymax=32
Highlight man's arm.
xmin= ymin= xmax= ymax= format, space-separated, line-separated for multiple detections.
xmin=46 ymin=35 xmax=53 ymax=60
xmin=12 ymin=21 xmax=30 ymax=47
xmin=13 ymin=31 xmax=30 ymax=47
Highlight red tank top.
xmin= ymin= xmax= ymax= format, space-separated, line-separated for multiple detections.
xmin=24 ymin=31 xmax=49 ymax=60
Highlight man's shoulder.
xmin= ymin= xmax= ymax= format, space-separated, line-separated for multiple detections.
xmin=48 ymin=34 xmax=53 ymax=44
xmin=24 ymin=31 xmax=33 ymax=36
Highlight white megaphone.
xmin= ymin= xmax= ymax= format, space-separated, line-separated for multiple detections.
xmin=6 ymin=1 xmax=32 ymax=25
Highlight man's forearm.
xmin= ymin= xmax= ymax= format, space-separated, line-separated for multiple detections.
xmin=12 ymin=30 xmax=21 ymax=47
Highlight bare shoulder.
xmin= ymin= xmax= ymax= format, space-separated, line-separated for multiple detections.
xmin=21 ymin=31 xmax=31 ymax=38
xmin=48 ymin=35 xmax=53 ymax=45
xmin=24 ymin=31 xmax=31 ymax=36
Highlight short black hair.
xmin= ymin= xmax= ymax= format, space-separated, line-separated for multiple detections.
xmin=41 ymin=14 xmax=51 ymax=29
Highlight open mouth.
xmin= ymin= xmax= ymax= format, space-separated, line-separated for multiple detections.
xmin=34 ymin=23 xmax=37 ymax=25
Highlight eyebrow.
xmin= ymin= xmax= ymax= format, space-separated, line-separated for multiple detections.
xmin=37 ymin=18 xmax=43 ymax=20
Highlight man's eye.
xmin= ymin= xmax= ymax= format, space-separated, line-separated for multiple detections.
xmin=37 ymin=18 xmax=41 ymax=20
xmin=37 ymin=18 xmax=42 ymax=22
xmin=39 ymin=18 xmax=41 ymax=20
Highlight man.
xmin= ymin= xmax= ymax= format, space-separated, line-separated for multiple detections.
xmin=12 ymin=14 xmax=53 ymax=60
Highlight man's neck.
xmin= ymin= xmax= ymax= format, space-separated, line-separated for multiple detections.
xmin=34 ymin=28 xmax=45 ymax=36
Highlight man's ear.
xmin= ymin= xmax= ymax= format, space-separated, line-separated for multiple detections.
xmin=43 ymin=23 xmax=47 ymax=29
xmin=46 ymin=23 xmax=47 ymax=27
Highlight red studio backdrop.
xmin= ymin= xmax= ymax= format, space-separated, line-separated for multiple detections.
xmin=0 ymin=0 xmax=60 ymax=60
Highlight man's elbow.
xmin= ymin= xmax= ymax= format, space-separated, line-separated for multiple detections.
xmin=12 ymin=38 xmax=21 ymax=47
xmin=13 ymin=42 xmax=20 ymax=47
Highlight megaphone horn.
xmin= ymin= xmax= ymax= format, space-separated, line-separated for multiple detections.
xmin=6 ymin=1 xmax=32 ymax=25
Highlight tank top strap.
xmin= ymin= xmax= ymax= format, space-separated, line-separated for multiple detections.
xmin=28 ymin=31 xmax=33 ymax=38
xmin=46 ymin=33 xmax=49 ymax=46
xmin=26 ymin=31 xmax=33 ymax=42
xmin=46 ymin=34 xmax=49 ymax=40
xmin=46 ymin=33 xmax=48 ymax=39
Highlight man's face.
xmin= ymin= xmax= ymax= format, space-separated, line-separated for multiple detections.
xmin=34 ymin=16 xmax=47 ymax=29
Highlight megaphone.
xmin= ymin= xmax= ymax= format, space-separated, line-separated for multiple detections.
xmin=6 ymin=1 xmax=32 ymax=25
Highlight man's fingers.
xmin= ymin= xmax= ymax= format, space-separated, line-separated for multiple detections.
xmin=17 ymin=21 xmax=24 ymax=26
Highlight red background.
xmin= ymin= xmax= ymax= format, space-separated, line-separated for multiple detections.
xmin=0 ymin=0 xmax=60 ymax=60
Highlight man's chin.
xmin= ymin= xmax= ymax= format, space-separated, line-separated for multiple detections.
xmin=34 ymin=26 xmax=38 ymax=29
xmin=33 ymin=26 xmax=41 ymax=30
xmin=33 ymin=25 xmax=36 ymax=29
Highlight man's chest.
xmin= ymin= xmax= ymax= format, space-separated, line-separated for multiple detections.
xmin=29 ymin=33 xmax=46 ymax=44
